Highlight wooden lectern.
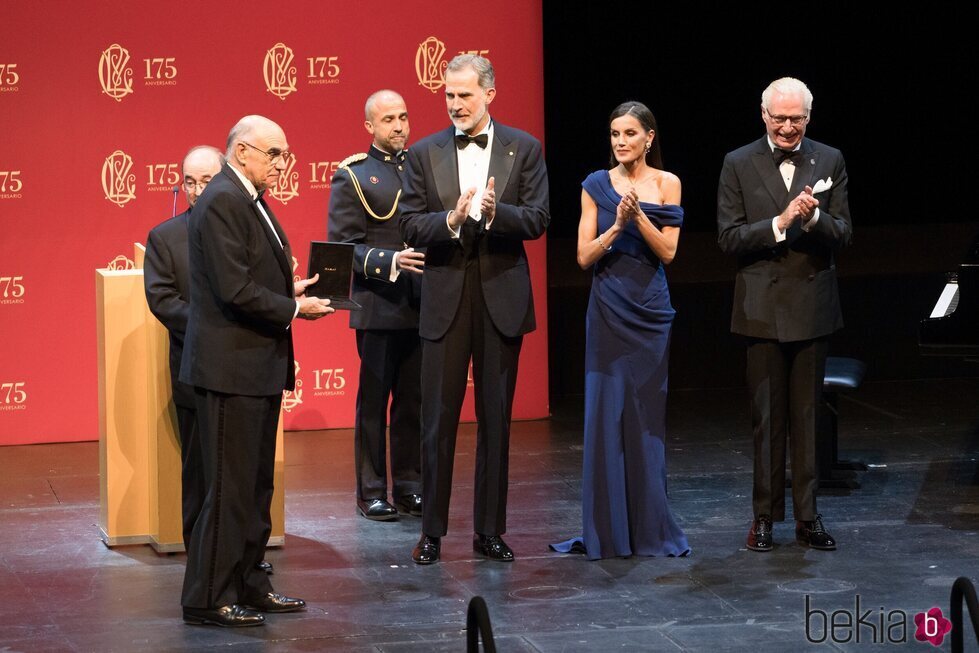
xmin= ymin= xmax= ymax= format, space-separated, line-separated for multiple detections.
xmin=96 ymin=244 xmax=285 ymax=552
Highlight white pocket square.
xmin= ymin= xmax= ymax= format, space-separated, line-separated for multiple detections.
xmin=812 ymin=177 xmax=833 ymax=193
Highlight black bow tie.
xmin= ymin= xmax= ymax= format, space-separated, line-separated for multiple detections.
xmin=456 ymin=133 xmax=489 ymax=149
xmin=773 ymin=148 xmax=802 ymax=166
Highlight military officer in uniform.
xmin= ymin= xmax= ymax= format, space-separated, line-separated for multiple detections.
xmin=328 ymin=89 xmax=425 ymax=521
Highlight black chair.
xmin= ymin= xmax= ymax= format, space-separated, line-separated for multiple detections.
xmin=817 ymin=356 xmax=868 ymax=489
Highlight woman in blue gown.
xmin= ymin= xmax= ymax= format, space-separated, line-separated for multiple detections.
xmin=552 ymin=101 xmax=689 ymax=560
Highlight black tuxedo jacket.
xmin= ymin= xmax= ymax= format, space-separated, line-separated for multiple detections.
xmin=399 ymin=123 xmax=549 ymax=340
xmin=328 ymin=146 xmax=420 ymax=331
xmin=144 ymin=210 xmax=195 ymax=408
xmin=717 ymin=136 xmax=852 ymax=342
xmin=179 ymin=164 xmax=297 ymax=396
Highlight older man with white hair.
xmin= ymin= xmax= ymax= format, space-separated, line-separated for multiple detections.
xmin=717 ymin=78 xmax=852 ymax=554
xmin=179 ymin=116 xmax=333 ymax=627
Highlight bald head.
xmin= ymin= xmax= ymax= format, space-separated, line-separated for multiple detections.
xmin=182 ymin=145 xmax=223 ymax=206
xmin=225 ymin=115 xmax=290 ymax=192
xmin=364 ymin=90 xmax=409 ymax=154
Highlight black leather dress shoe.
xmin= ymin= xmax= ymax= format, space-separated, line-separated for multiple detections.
xmin=412 ymin=534 xmax=440 ymax=565
xmin=796 ymin=514 xmax=836 ymax=550
xmin=746 ymin=515 xmax=773 ymax=552
xmin=357 ymin=498 xmax=398 ymax=521
xmin=473 ymin=534 xmax=514 ymax=561
xmin=394 ymin=493 xmax=423 ymax=516
xmin=183 ymin=604 xmax=264 ymax=627
xmin=255 ymin=560 xmax=274 ymax=574
xmin=243 ymin=592 xmax=306 ymax=613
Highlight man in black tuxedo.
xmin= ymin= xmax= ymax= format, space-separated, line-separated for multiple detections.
xmin=400 ymin=55 xmax=550 ymax=564
xmin=180 ymin=116 xmax=333 ymax=627
xmin=717 ymin=77 xmax=852 ymax=553
xmin=328 ymin=90 xmax=425 ymax=522
xmin=144 ymin=145 xmax=223 ymax=551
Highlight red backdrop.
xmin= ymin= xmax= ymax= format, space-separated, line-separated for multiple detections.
xmin=0 ymin=1 xmax=549 ymax=445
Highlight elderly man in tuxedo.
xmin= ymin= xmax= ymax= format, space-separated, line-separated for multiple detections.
xmin=145 ymin=145 xmax=277 ymax=574
xmin=400 ymin=54 xmax=550 ymax=565
xmin=717 ymin=77 xmax=852 ymax=553
xmin=179 ymin=115 xmax=333 ymax=627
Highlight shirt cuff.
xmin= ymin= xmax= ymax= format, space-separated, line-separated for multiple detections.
xmin=772 ymin=216 xmax=787 ymax=243
xmin=389 ymin=251 xmax=402 ymax=282
xmin=447 ymin=211 xmax=461 ymax=239
xmin=802 ymin=208 xmax=821 ymax=232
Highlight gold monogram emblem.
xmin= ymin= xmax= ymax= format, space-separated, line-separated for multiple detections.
xmin=101 ymin=150 xmax=136 ymax=207
xmin=269 ymin=154 xmax=300 ymax=204
xmin=98 ymin=44 xmax=134 ymax=102
xmin=415 ymin=36 xmax=448 ymax=93
xmin=263 ymin=43 xmax=297 ymax=100
xmin=106 ymin=254 xmax=135 ymax=270
xmin=282 ymin=361 xmax=303 ymax=412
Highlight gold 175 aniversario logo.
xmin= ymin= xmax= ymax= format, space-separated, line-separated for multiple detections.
xmin=98 ymin=44 xmax=134 ymax=101
xmin=102 ymin=150 xmax=136 ymax=207
xmin=263 ymin=43 xmax=297 ymax=100
xmin=415 ymin=36 xmax=448 ymax=93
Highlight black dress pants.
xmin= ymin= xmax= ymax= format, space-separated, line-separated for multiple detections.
xmin=181 ymin=389 xmax=278 ymax=608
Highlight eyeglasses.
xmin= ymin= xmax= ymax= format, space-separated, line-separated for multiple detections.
xmin=765 ymin=110 xmax=808 ymax=127
xmin=183 ymin=178 xmax=211 ymax=191
xmin=240 ymin=141 xmax=294 ymax=164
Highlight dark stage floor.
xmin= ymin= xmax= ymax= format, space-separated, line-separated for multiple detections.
xmin=2 ymin=377 xmax=978 ymax=651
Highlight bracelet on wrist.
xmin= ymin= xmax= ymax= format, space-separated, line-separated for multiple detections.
xmin=597 ymin=233 xmax=612 ymax=252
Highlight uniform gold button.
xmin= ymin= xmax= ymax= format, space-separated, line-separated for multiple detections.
xmin=375 ymin=268 xmax=381 ymax=274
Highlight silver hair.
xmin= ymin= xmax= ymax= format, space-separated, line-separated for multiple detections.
xmin=446 ymin=54 xmax=495 ymax=90
xmin=182 ymin=145 xmax=224 ymax=171
xmin=225 ymin=115 xmax=271 ymax=160
xmin=761 ymin=77 xmax=813 ymax=113
xmin=364 ymin=89 xmax=405 ymax=121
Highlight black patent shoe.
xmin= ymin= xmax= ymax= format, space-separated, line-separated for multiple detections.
xmin=746 ymin=515 xmax=773 ymax=552
xmin=243 ymin=592 xmax=306 ymax=613
xmin=394 ymin=493 xmax=423 ymax=516
xmin=412 ymin=534 xmax=440 ymax=565
xmin=357 ymin=497 xmax=398 ymax=521
xmin=796 ymin=514 xmax=836 ymax=550
xmin=473 ymin=534 xmax=514 ymax=561
xmin=183 ymin=604 xmax=264 ymax=627
xmin=255 ymin=560 xmax=274 ymax=574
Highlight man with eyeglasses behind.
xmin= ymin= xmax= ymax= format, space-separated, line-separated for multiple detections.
xmin=179 ymin=116 xmax=334 ymax=627
xmin=717 ymin=77 xmax=852 ymax=554
xmin=144 ymin=145 xmax=225 ymax=554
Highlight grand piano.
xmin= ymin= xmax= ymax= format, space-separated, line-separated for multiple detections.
xmin=919 ymin=233 xmax=979 ymax=360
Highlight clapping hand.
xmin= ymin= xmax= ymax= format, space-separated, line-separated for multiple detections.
xmin=480 ymin=177 xmax=496 ymax=223
xmin=615 ymin=188 xmax=640 ymax=227
xmin=450 ymin=188 xmax=477 ymax=228
xmin=778 ymin=188 xmax=819 ymax=230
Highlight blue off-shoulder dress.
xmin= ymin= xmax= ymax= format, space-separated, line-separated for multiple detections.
xmin=552 ymin=170 xmax=690 ymax=560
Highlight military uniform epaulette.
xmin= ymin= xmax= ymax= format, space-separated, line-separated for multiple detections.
xmin=339 ymin=152 xmax=368 ymax=169
xmin=337 ymin=151 xmax=402 ymax=222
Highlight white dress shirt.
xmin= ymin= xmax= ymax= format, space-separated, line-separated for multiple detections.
xmin=448 ymin=119 xmax=495 ymax=238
